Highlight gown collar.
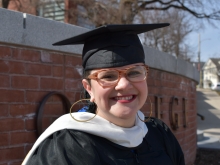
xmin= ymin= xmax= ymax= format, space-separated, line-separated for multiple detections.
xmin=22 ymin=111 xmax=148 ymax=165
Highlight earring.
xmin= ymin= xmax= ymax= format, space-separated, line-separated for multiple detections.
xmin=137 ymin=97 xmax=152 ymax=122
xmin=69 ymin=99 xmax=97 ymax=122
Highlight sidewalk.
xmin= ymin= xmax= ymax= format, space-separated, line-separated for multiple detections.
xmin=196 ymin=88 xmax=220 ymax=149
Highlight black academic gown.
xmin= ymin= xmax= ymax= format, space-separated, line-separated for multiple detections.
xmin=27 ymin=118 xmax=185 ymax=165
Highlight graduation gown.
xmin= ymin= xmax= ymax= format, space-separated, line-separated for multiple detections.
xmin=25 ymin=116 xmax=185 ymax=165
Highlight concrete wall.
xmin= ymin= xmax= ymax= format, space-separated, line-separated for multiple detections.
xmin=0 ymin=8 xmax=199 ymax=82
xmin=0 ymin=8 xmax=199 ymax=165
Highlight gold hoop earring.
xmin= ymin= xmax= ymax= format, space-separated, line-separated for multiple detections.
xmin=69 ymin=99 xmax=97 ymax=122
xmin=137 ymin=97 xmax=152 ymax=122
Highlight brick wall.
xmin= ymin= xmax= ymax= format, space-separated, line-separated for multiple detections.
xmin=0 ymin=43 xmax=197 ymax=165
xmin=0 ymin=44 xmax=83 ymax=165
xmin=143 ymin=69 xmax=197 ymax=165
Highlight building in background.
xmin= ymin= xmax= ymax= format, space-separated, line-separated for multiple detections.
xmin=192 ymin=61 xmax=205 ymax=88
xmin=37 ymin=1 xmax=65 ymax=22
xmin=202 ymin=58 xmax=220 ymax=88
xmin=2 ymin=0 xmax=95 ymax=29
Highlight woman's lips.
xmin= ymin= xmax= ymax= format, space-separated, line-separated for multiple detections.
xmin=111 ymin=95 xmax=136 ymax=103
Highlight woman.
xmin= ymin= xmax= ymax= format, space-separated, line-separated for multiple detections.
xmin=22 ymin=24 xmax=185 ymax=165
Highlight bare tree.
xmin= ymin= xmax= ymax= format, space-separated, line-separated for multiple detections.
xmin=3 ymin=0 xmax=219 ymax=60
xmin=3 ymin=0 xmax=220 ymax=25
xmin=64 ymin=0 xmax=220 ymax=26
xmin=137 ymin=9 xmax=194 ymax=59
xmin=137 ymin=0 xmax=220 ymax=21
xmin=2 ymin=0 xmax=9 ymax=8
xmin=2 ymin=0 xmax=38 ymax=15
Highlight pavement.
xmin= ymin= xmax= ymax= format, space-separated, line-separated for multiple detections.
xmin=196 ymin=88 xmax=220 ymax=150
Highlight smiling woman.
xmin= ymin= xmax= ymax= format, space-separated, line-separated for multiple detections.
xmin=82 ymin=63 xmax=148 ymax=128
xmin=22 ymin=24 xmax=185 ymax=165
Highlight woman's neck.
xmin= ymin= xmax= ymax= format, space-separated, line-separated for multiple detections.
xmin=96 ymin=112 xmax=136 ymax=128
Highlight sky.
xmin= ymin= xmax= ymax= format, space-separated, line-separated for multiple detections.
xmin=187 ymin=23 xmax=220 ymax=62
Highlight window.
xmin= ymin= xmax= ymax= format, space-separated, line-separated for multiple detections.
xmin=37 ymin=1 xmax=65 ymax=22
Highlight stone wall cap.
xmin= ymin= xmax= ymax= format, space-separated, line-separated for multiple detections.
xmin=0 ymin=8 xmax=199 ymax=83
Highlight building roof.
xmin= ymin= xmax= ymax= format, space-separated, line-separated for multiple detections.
xmin=210 ymin=58 xmax=220 ymax=69
xmin=191 ymin=61 xmax=205 ymax=71
xmin=202 ymin=58 xmax=220 ymax=70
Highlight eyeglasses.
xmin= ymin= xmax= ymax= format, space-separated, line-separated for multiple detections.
xmin=87 ymin=65 xmax=149 ymax=87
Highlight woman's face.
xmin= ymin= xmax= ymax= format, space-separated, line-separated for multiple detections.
xmin=82 ymin=63 xmax=148 ymax=127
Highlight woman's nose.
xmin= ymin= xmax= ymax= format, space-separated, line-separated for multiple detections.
xmin=115 ymin=76 xmax=132 ymax=90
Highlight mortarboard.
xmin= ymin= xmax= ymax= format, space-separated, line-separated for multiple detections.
xmin=53 ymin=24 xmax=169 ymax=70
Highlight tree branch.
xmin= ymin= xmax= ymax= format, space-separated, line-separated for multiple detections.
xmin=138 ymin=0 xmax=220 ymax=20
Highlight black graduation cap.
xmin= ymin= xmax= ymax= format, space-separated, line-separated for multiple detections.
xmin=53 ymin=23 xmax=169 ymax=70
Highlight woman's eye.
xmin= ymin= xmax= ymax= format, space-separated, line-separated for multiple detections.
xmin=127 ymin=71 xmax=142 ymax=77
xmin=99 ymin=73 xmax=118 ymax=81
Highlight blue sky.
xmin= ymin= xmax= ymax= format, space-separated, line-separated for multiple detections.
xmin=187 ymin=24 xmax=220 ymax=62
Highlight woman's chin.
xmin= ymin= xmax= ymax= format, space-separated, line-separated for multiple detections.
xmin=111 ymin=108 xmax=138 ymax=119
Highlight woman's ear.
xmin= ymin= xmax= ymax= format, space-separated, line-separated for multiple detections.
xmin=82 ymin=79 xmax=95 ymax=102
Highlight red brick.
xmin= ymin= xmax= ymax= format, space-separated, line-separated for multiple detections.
xmin=25 ymin=118 xmax=36 ymax=131
xmin=51 ymin=53 xmax=64 ymax=64
xmin=27 ymin=63 xmax=51 ymax=76
xmin=187 ymin=110 xmax=196 ymax=117
xmin=53 ymin=65 xmax=63 ymax=77
xmin=0 ymin=104 xmax=9 ymax=117
xmin=47 ymin=94 xmax=64 ymax=103
xmin=0 ymin=147 xmax=25 ymax=162
xmin=165 ymin=81 xmax=174 ymax=88
xmin=185 ymin=128 xmax=196 ymax=135
xmin=148 ymin=86 xmax=159 ymax=95
xmin=154 ymin=79 xmax=161 ymax=87
xmin=11 ymin=131 xmax=37 ymax=145
xmin=65 ymin=91 xmax=76 ymax=102
xmin=40 ymin=78 xmax=63 ymax=90
xmin=44 ymin=103 xmax=66 ymax=116
xmin=0 ymin=118 xmax=24 ymax=131
xmin=41 ymin=51 xmax=51 ymax=63
xmin=0 ymin=46 xmax=12 ymax=58
xmin=159 ymin=88 xmax=171 ymax=96
xmin=65 ymin=55 xmax=82 ymax=66
xmin=0 ymin=163 xmax=7 ymax=165
xmin=74 ymin=91 xmax=82 ymax=101
xmin=0 ymin=60 xmax=10 ymax=73
xmin=146 ymin=78 xmax=154 ymax=86
xmin=11 ymin=76 xmax=39 ymax=89
xmin=10 ymin=104 xmax=37 ymax=117
xmin=174 ymin=76 xmax=182 ymax=83
xmin=25 ymin=144 xmax=33 ymax=155
xmin=0 ymin=90 xmax=24 ymax=102
xmin=12 ymin=48 xmax=40 ymax=62
xmin=140 ymin=104 xmax=152 ymax=115
xmin=65 ymin=67 xmax=82 ymax=79
xmin=9 ymin=61 xmax=26 ymax=74
xmin=9 ymin=161 xmax=23 ymax=165
xmin=65 ymin=79 xmax=83 ymax=90
xmin=0 ymin=75 xmax=10 ymax=87
xmin=26 ymin=91 xmax=48 ymax=103
xmin=155 ymin=71 xmax=163 ymax=80
xmin=165 ymin=74 xmax=172 ymax=81
xmin=0 ymin=133 xmax=9 ymax=146
xmin=42 ymin=117 xmax=58 ymax=131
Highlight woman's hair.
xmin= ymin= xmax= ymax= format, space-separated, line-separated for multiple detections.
xmin=83 ymin=69 xmax=97 ymax=114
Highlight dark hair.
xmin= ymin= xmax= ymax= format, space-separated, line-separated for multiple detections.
xmin=83 ymin=69 xmax=97 ymax=114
